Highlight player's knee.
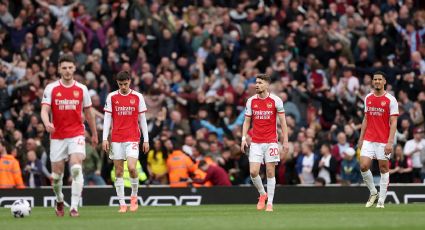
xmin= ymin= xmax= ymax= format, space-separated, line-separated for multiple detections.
xmin=128 ymin=167 xmax=137 ymax=177
xmin=266 ymin=169 xmax=274 ymax=178
xmin=70 ymin=164 xmax=83 ymax=180
xmin=250 ymin=170 xmax=259 ymax=178
xmin=360 ymin=163 xmax=369 ymax=172
xmin=52 ymin=173 xmax=63 ymax=183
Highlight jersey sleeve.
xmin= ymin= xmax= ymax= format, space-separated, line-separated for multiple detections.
xmin=275 ymin=97 xmax=285 ymax=113
xmin=138 ymin=94 xmax=147 ymax=113
xmin=104 ymin=94 xmax=112 ymax=113
xmin=363 ymin=95 xmax=369 ymax=113
xmin=41 ymin=84 xmax=53 ymax=106
xmin=389 ymin=96 xmax=399 ymax=116
xmin=245 ymin=98 xmax=252 ymax=117
xmin=82 ymin=86 xmax=92 ymax=108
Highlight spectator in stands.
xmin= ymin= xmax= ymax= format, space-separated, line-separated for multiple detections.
xmin=23 ymin=150 xmax=44 ymax=187
xmin=166 ymin=141 xmax=196 ymax=187
xmin=340 ymin=147 xmax=361 ymax=185
xmin=390 ymin=144 xmax=413 ymax=183
xmin=297 ymin=142 xmax=318 ymax=184
xmin=147 ymin=138 xmax=168 ymax=185
xmin=404 ymin=127 xmax=425 ymax=182
xmin=83 ymin=136 xmax=106 ymax=186
xmin=316 ymin=143 xmax=337 ymax=184
xmin=192 ymin=159 xmax=231 ymax=186
xmin=0 ymin=140 xmax=25 ymax=188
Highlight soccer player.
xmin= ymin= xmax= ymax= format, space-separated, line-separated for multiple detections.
xmin=358 ymin=71 xmax=398 ymax=208
xmin=240 ymin=73 xmax=289 ymax=212
xmin=41 ymin=54 xmax=98 ymax=217
xmin=102 ymin=71 xmax=149 ymax=213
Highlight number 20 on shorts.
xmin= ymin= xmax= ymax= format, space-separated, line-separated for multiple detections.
xmin=269 ymin=147 xmax=279 ymax=156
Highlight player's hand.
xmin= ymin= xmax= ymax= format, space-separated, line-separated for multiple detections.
xmin=142 ymin=142 xmax=149 ymax=154
xmin=282 ymin=141 xmax=289 ymax=155
xmin=384 ymin=142 xmax=393 ymax=155
xmin=91 ymin=134 xmax=98 ymax=146
xmin=45 ymin=122 xmax=55 ymax=133
xmin=358 ymin=140 xmax=363 ymax=150
xmin=102 ymin=140 xmax=110 ymax=152
xmin=240 ymin=140 xmax=248 ymax=153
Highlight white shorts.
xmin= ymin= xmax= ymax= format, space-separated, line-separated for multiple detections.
xmin=249 ymin=143 xmax=280 ymax=163
xmin=110 ymin=142 xmax=139 ymax=160
xmin=50 ymin=136 xmax=86 ymax=162
xmin=360 ymin=140 xmax=391 ymax=160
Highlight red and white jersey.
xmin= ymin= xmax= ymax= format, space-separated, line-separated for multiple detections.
xmin=41 ymin=80 xmax=92 ymax=139
xmin=104 ymin=90 xmax=147 ymax=142
xmin=364 ymin=92 xmax=399 ymax=143
xmin=245 ymin=93 xmax=285 ymax=143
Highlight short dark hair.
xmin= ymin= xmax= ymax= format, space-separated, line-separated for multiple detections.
xmin=256 ymin=73 xmax=271 ymax=83
xmin=115 ymin=71 xmax=131 ymax=81
xmin=198 ymin=160 xmax=207 ymax=168
xmin=373 ymin=71 xmax=387 ymax=79
xmin=58 ymin=54 xmax=76 ymax=66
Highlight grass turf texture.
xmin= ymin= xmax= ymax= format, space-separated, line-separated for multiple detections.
xmin=1 ymin=204 xmax=424 ymax=230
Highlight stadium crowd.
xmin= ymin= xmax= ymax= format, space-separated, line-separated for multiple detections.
xmin=0 ymin=0 xmax=425 ymax=188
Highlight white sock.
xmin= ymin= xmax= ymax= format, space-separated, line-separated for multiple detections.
xmin=361 ymin=170 xmax=377 ymax=195
xmin=379 ymin=172 xmax=389 ymax=202
xmin=251 ymin=175 xmax=266 ymax=195
xmin=52 ymin=173 xmax=64 ymax=202
xmin=115 ymin=177 xmax=125 ymax=206
xmin=70 ymin=164 xmax=84 ymax=210
xmin=130 ymin=177 xmax=139 ymax=197
xmin=266 ymin=177 xmax=276 ymax=205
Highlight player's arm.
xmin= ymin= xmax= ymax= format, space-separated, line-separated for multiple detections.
xmin=385 ymin=115 xmax=397 ymax=155
xmin=102 ymin=112 xmax=112 ymax=152
xmin=138 ymin=112 xmax=149 ymax=153
xmin=241 ymin=116 xmax=251 ymax=153
xmin=40 ymin=104 xmax=55 ymax=133
xmin=278 ymin=112 xmax=289 ymax=154
xmin=84 ymin=107 xmax=98 ymax=145
xmin=357 ymin=116 xmax=367 ymax=150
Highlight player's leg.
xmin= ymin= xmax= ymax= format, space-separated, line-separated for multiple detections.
xmin=376 ymin=143 xmax=390 ymax=208
xmin=264 ymin=143 xmax=280 ymax=212
xmin=360 ymin=141 xmax=378 ymax=207
xmin=265 ymin=162 xmax=276 ymax=212
xmin=249 ymin=143 xmax=267 ymax=210
xmin=127 ymin=156 xmax=139 ymax=211
xmin=50 ymin=139 xmax=67 ymax=217
xmin=112 ymin=142 xmax=127 ymax=212
xmin=68 ymin=136 xmax=86 ymax=216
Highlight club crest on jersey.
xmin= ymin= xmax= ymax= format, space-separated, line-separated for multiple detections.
xmin=73 ymin=90 xmax=80 ymax=98
xmin=130 ymin=99 xmax=135 ymax=105
xmin=267 ymin=103 xmax=273 ymax=108
xmin=381 ymin=101 xmax=386 ymax=106
xmin=56 ymin=92 xmax=62 ymax=97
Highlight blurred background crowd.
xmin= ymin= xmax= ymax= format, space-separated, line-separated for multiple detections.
xmin=0 ymin=0 xmax=425 ymax=188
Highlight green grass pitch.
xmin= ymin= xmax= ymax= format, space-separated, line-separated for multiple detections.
xmin=1 ymin=204 xmax=424 ymax=230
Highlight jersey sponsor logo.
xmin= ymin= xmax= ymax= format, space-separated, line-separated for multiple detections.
xmin=267 ymin=102 xmax=273 ymax=108
xmin=130 ymin=99 xmax=136 ymax=105
xmin=367 ymin=106 xmax=385 ymax=116
xmin=253 ymin=110 xmax=273 ymax=119
xmin=115 ymin=106 xmax=136 ymax=115
xmin=55 ymin=99 xmax=80 ymax=110
xmin=381 ymin=101 xmax=387 ymax=106
xmin=73 ymin=90 xmax=80 ymax=98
